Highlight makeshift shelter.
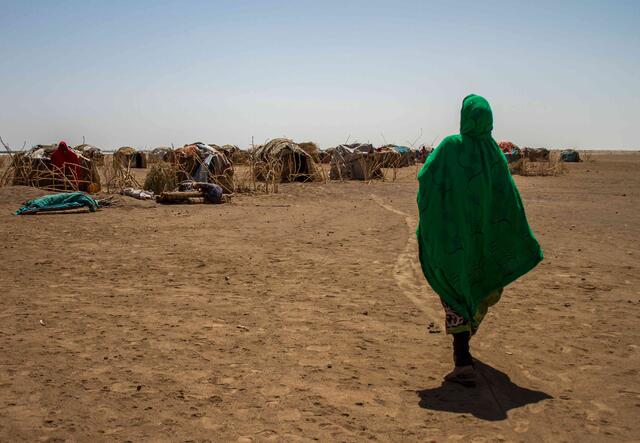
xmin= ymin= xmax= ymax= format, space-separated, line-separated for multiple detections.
xmin=173 ymin=143 xmax=234 ymax=193
xmin=522 ymin=147 xmax=550 ymax=162
xmin=560 ymin=149 xmax=581 ymax=162
xmin=113 ymin=147 xmax=148 ymax=169
xmin=214 ymin=144 xmax=249 ymax=164
xmin=11 ymin=144 xmax=101 ymax=192
xmin=318 ymin=149 xmax=333 ymax=164
xmin=230 ymin=148 xmax=251 ymax=164
xmin=498 ymin=141 xmax=523 ymax=163
xmin=214 ymin=144 xmax=236 ymax=157
xmin=389 ymin=145 xmax=416 ymax=167
xmin=149 ymin=147 xmax=175 ymax=163
xmin=329 ymin=144 xmax=383 ymax=181
xmin=374 ymin=146 xmax=402 ymax=168
xmin=298 ymin=142 xmax=321 ymax=163
xmin=253 ymin=138 xmax=317 ymax=183
xmin=377 ymin=145 xmax=415 ymax=167
xmin=74 ymin=144 xmax=104 ymax=166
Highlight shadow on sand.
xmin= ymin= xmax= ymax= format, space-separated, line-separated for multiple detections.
xmin=417 ymin=359 xmax=552 ymax=421
xmin=20 ymin=209 xmax=95 ymax=216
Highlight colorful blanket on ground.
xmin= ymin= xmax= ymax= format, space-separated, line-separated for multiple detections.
xmin=15 ymin=192 xmax=99 ymax=215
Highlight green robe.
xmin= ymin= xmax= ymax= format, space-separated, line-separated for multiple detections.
xmin=416 ymin=95 xmax=543 ymax=332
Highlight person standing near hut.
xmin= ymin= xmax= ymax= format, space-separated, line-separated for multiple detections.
xmin=416 ymin=95 xmax=543 ymax=386
xmin=51 ymin=141 xmax=80 ymax=183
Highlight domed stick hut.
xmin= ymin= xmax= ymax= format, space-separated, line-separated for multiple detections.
xmin=11 ymin=144 xmax=101 ymax=192
xmin=173 ymin=143 xmax=234 ymax=193
xmin=113 ymin=147 xmax=148 ymax=169
xmin=252 ymin=138 xmax=318 ymax=183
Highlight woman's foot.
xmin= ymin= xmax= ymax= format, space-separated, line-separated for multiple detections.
xmin=444 ymin=365 xmax=476 ymax=387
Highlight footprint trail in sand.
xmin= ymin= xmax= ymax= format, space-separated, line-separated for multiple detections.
xmin=371 ymin=194 xmax=439 ymax=322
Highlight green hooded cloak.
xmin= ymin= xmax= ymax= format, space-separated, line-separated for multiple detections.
xmin=416 ymin=94 xmax=543 ymax=332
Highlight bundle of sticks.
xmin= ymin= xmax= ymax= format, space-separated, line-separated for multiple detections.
xmin=156 ymin=191 xmax=204 ymax=204
xmin=156 ymin=190 xmax=230 ymax=204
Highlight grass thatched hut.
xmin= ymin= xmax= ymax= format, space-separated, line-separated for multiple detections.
xmin=214 ymin=144 xmax=236 ymax=157
xmin=375 ymin=145 xmax=415 ymax=167
xmin=74 ymin=144 xmax=105 ymax=166
xmin=522 ymin=147 xmax=550 ymax=162
xmin=318 ymin=148 xmax=333 ymax=164
xmin=149 ymin=147 xmax=175 ymax=163
xmin=393 ymin=145 xmax=416 ymax=167
xmin=114 ymin=147 xmax=148 ymax=169
xmin=173 ymin=143 xmax=234 ymax=193
xmin=253 ymin=138 xmax=317 ymax=183
xmin=11 ymin=144 xmax=101 ymax=192
xmin=329 ymin=144 xmax=383 ymax=181
xmin=560 ymin=149 xmax=581 ymax=162
xmin=374 ymin=146 xmax=402 ymax=168
xmin=213 ymin=144 xmax=250 ymax=165
xmin=298 ymin=141 xmax=321 ymax=163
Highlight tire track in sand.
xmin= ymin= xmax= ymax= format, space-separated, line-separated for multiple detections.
xmin=371 ymin=194 xmax=439 ymax=322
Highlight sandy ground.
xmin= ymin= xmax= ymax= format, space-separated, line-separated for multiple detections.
xmin=0 ymin=153 xmax=639 ymax=442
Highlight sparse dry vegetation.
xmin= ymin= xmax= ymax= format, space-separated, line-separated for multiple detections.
xmin=510 ymin=151 xmax=567 ymax=176
xmin=143 ymin=161 xmax=180 ymax=195
xmin=101 ymin=158 xmax=141 ymax=193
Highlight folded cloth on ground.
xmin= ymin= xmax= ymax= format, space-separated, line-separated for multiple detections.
xmin=122 ymin=188 xmax=154 ymax=200
xmin=198 ymin=183 xmax=224 ymax=204
xmin=15 ymin=192 xmax=99 ymax=215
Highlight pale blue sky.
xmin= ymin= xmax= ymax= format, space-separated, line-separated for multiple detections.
xmin=1 ymin=0 xmax=638 ymax=150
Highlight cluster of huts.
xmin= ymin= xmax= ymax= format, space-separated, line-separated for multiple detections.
xmin=498 ymin=141 xmax=581 ymax=163
xmin=8 ymin=138 xmax=582 ymax=196
xmin=9 ymin=140 xmax=426 ymax=189
xmin=498 ymin=141 xmax=581 ymax=173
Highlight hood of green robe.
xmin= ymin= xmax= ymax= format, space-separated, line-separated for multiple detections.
xmin=460 ymin=94 xmax=493 ymax=136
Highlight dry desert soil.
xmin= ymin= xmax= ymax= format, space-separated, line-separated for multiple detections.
xmin=1 ymin=153 xmax=639 ymax=442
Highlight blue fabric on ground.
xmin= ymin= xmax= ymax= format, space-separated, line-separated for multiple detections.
xmin=15 ymin=192 xmax=99 ymax=215
xmin=198 ymin=183 xmax=224 ymax=203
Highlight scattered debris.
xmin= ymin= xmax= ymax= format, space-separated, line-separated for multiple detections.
xmin=122 ymin=188 xmax=154 ymax=200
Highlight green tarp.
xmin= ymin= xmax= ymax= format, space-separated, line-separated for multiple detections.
xmin=16 ymin=192 xmax=99 ymax=215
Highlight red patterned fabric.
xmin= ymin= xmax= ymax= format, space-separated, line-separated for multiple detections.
xmin=498 ymin=141 xmax=517 ymax=154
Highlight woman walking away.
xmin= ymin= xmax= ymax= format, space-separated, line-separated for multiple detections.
xmin=416 ymin=95 xmax=543 ymax=387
